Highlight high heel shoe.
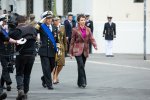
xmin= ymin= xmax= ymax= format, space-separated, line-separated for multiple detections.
xmin=53 ymin=79 xmax=59 ymax=84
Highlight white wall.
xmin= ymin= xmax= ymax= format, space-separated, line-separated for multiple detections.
xmin=1 ymin=0 xmax=8 ymax=10
xmin=16 ymin=0 xmax=26 ymax=15
xmin=34 ymin=0 xmax=43 ymax=21
xmin=72 ymin=0 xmax=93 ymax=17
xmin=1 ymin=0 xmax=150 ymax=54
xmin=56 ymin=0 xmax=63 ymax=16
xmin=92 ymin=0 xmax=150 ymax=54
xmin=93 ymin=21 xmax=150 ymax=54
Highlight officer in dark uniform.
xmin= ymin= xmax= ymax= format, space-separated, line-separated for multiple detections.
xmin=85 ymin=14 xmax=94 ymax=54
xmin=103 ymin=15 xmax=116 ymax=57
xmin=0 ymin=14 xmax=13 ymax=92
xmin=35 ymin=11 xmax=58 ymax=90
xmin=10 ymin=15 xmax=37 ymax=100
xmin=0 ymin=14 xmax=27 ymax=100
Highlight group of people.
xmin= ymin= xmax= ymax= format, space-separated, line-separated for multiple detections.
xmin=0 ymin=10 xmax=98 ymax=100
xmin=0 ymin=9 xmax=116 ymax=100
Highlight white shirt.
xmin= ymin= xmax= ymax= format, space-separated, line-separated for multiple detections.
xmin=109 ymin=22 xmax=112 ymax=26
xmin=47 ymin=24 xmax=52 ymax=31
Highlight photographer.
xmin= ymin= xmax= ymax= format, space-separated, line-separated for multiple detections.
xmin=10 ymin=15 xmax=37 ymax=100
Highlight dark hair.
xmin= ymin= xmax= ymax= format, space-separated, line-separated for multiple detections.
xmin=16 ymin=15 xmax=26 ymax=23
xmin=77 ymin=14 xmax=86 ymax=22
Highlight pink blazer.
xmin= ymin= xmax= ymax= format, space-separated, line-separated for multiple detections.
xmin=69 ymin=26 xmax=97 ymax=57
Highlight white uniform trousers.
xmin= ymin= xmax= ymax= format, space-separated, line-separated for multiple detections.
xmin=105 ymin=40 xmax=113 ymax=56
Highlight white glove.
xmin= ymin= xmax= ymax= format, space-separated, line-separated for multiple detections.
xmin=16 ymin=38 xmax=27 ymax=45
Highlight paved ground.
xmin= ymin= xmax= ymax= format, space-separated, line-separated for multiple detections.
xmin=1 ymin=54 xmax=150 ymax=100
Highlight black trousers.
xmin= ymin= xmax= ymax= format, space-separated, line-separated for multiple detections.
xmin=67 ymin=38 xmax=71 ymax=53
xmin=89 ymin=43 xmax=92 ymax=54
xmin=15 ymin=55 xmax=35 ymax=93
xmin=0 ymin=56 xmax=12 ymax=86
xmin=0 ymin=80 xmax=3 ymax=94
xmin=75 ymin=54 xmax=87 ymax=86
xmin=40 ymin=56 xmax=55 ymax=88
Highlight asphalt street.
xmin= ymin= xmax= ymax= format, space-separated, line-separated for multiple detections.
xmin=1 ymin=54 xmax=150 ymax=100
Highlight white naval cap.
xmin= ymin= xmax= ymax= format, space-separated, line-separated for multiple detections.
xmin=41 ymin=11 xmax=53 ymax=19
xmin=107 ymin=14 xmax=113 ymax=18
xmin=67 ymin=12 xmax=73 ymax=16
xmin=53 ymin=16 xmax=60 ymax=21
xmin=0 ymin=14 xmax=8 ymax=21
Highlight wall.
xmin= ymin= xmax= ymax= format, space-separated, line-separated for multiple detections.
xmin=34 ymin=0 xmax=43 ymax=21
xmin=92 ymin=0 xmax=150 ymax=54
xmin=72 ymin=0 xmax=93 ymax=17
xmin=1 ymin=0 xmax=150 ymax=54
xmin=56 ymin=0 xmax=63 ymax=16
xmin=16 ymin=0 xmax=26 ymax=15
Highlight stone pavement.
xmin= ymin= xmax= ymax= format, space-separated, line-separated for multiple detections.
xmin=1 ymin=54 xmax=150 ymax=100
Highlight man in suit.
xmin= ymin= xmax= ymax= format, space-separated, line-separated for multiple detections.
xmin=64 ymin=12 xmax=76 ymax=56
xmin=103 ymin=15 xmax=116 ymax=57
xmin=36 ymin=11 xmax=58 ymax=90
xmin=85 ymin=14 xmax=94 ymax=54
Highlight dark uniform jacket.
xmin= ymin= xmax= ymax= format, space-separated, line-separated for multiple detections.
xmin=86 ymin=20 xmax=94 ymax=33
xmin=38 ymin=24 xmax=58 ymax=57
xmin=9 ymin=23 xmax=37 ymax=55
xmin=103 ymin=22 xmax=116 ymax=40
xmin=64 ymin=20 xmax=76 ymax=39
xmin=0 ymin=27 xmax=13 ymax=56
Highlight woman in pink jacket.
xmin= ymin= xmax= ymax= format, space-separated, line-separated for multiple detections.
xmin=69 ymin=14 xmax=97 ymax=88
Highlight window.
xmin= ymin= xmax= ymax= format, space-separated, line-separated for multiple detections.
xmin=44 ymin=0 xmax=52 ymax=11
xmin=63 ymin=0 xmax=72 ymax=15
xmin=26 ymin=0 xmax=33 ymax=17
xmin=134 ymin=0 xmax=144 ymax=3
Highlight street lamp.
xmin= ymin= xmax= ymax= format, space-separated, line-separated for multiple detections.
xmin=144 ymin=0 xmax=147 ymax=60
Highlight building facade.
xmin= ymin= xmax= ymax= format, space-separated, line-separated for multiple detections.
xmin=0 ymin=0 xmax=150 ymax=54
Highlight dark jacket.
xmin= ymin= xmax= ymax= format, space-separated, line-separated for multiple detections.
xmin=64 ymin=20 xmax=76 ymax=39
xmin=103 ymin=22 xmax=116 ymax=40
xmin=0 ymin=27 xmax=13 ymax=55
xmin=10 ymin=23 xmax=37 ymax=55
xmin=38 ymin=24 xmax=58 ymax=57
xmin=86 ymin=20 xmax=94 ymax=33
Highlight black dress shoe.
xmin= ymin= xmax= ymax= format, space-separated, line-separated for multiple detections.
xmin=48 ymin=86 xmax=54 ymax=90
xmin=7 ymin=85 xmax=11 ymax=91
xmin=42 ymin=82 xmax=47 ymax=88
xmin=0 ymin=92 xmax=7 ymax=100
xmin=78 ymin=84 xmax=86 ymax=88
xmin=78 ymin=85 xmax=82 ymax=88
xmin=41 ymin=77 xmax=46 ymax=88
xmin=16 ymin=90 xmax=25 ymax=100
xmin=110 ymin=55 xmax=114 ymax=57
xmin=106 ymin=55 xmax=110 ymax=57
xmin=81 ymin=84 xmax=86 ymax=88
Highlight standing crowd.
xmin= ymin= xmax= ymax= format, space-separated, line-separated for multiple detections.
xmin=0 ymin=10 xmax=116 ymax=100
